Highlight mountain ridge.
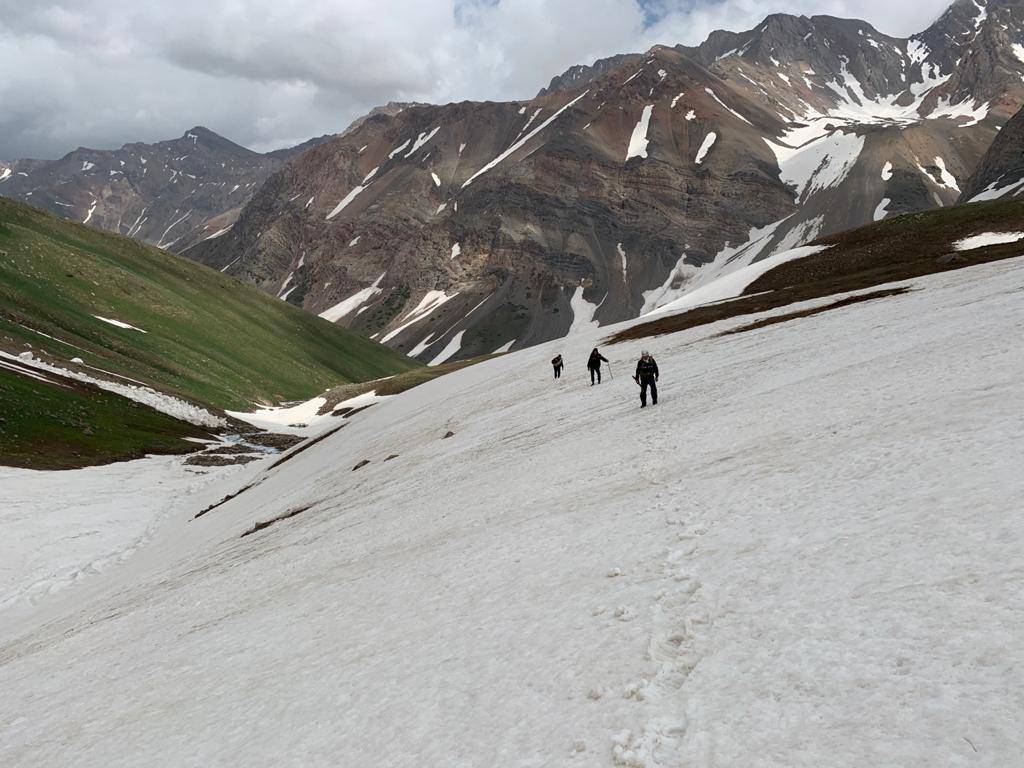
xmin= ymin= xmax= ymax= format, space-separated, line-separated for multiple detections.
xmin=0 ymin=126 xmax=332 ymax=254
xmin=185 ymin=0 xmax=1024 ymax=364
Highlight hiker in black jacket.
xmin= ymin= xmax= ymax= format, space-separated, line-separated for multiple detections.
xmin=635 ymin=350 xmax=659 ymax=408
xmin=551 ymin=354 xmax=564 ymax=379
xmin=587 ymin=348 xmax=608 ymax=385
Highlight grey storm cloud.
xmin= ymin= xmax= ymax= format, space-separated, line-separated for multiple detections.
xmin=0 ymin=0 xmax=951 ymax=160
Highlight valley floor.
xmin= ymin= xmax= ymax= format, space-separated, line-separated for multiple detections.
xmin=1 ymin=257 xmax=1022 ymax=767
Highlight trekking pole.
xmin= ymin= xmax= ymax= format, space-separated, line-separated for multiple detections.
xmin=607 ymin=362 xmax=613 ymax=380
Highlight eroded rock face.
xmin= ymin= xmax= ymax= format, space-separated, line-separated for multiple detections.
xmin=959 ymin=103 xmax=1024 ymax=201
xmin=185 ymin=2 xmax=1024 ymax=364
xmin=0 ymin=127 xmax=330 ymax=253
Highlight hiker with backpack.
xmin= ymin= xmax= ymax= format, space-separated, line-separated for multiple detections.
xmin=551 ymin=354 xmax=564 ymax=379
xmin=587 ymin=348 xmax=609 ymax=385
xmin=634 ymin=350 xmax=659 ymax=408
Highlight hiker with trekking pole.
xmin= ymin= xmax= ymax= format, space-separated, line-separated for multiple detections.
xmin=587 ymin=348 xmax=609 ymax=385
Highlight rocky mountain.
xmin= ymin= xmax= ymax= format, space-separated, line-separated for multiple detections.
xmin=959 ymin=102 xmax=1024 ymax=200
xmin=186 ymin=0 xmax=1024 ymax=364
xmin=0 ymin=127 xmax=331 ymax=253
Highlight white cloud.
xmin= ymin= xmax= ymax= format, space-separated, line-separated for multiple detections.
xmin=0 ymin=0 xmax=951 ymax=159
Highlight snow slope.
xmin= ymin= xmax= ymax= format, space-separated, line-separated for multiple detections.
xmin=2 ymin=257 xmax=1023 ymax=766
xmin=0 ymin=457 xmax=246 ymax=617
xmin=648 ymin=244 xmax=830 ymax=316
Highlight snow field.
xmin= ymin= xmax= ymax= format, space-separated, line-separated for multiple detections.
xmin=2 ymin=258 xmax=1024 ymax=766
xmin=0 ymin=457 xmax=247 ymax=620
xmin=953 ymin=231 xmax=1024 ymax=251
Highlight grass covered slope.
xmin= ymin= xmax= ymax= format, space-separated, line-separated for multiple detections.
xmin=612 ymin=198 xmax=1024 ymax=343
xmin=0 ymin=363 xmax=207 ymax=470
xmin=0 ymin=198 xmax=418 ymax=412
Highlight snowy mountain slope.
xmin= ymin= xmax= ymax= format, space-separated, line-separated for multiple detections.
xmin=3 ymin=253 xmax=1022 ymax=766
xmin=960 ymin=101 xmax=1024 ymax=200
xmin=0 ymin=456 xmax=248 ymax=617
xmin=190 ymin=0 xmax=1024 ymax=364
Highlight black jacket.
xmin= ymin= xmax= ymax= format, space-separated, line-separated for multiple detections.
xmin=587 ymin=351 xmax=608 ymax=370
xmin=551 ymin=355 xmax=563 ymax=367
xmin=636 ymin=357 xmax=659 ymax=379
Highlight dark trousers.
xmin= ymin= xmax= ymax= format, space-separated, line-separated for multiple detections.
xmin=553 ymin=365 xmax=562 ymax=379
xmin=639 ymin=375 xmax=657 ymax=405
xmin=589 ymin=366 xmax=601 ymax=384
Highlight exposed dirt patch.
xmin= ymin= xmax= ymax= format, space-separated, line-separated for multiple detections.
xmin=719 ymin=287 xmax=911 ymax=336
xmin=265 ymin=424 xmax=347 ymax=472
xmin=238 ymin=432 xmax=303 ymax=450
xmin=194 ymin=483 xmax=257 ymax=519
xmin=185 ymin=453 xmax=262 ymax=467
xmin=241 ymin=505 xmax=314 ymax=538
xmin=332 ymin=403 xmax=376 ymax=419
xmin=353 ymin=459 xmax=370 ymax=471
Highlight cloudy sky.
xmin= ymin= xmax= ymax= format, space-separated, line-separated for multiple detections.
xmin=0 ymin=0 xmax=951 ymax=160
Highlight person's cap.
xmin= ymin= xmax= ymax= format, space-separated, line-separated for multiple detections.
xmin=641 ymin=350 xmax=649 ymax=356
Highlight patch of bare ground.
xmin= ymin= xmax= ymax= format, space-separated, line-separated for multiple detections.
xmin=719 ymin=287 xmax=911 ymax=336
xmin=194 ymin=483 xmax=257 ymax=519
xmin=242 ymin=432 xmax=304 ymax=450
xmin=185 ymin=453 xmax=262 ymax=467
xmin=265 ymin=424 xmax=347 ymax=472
xmin=241 ymin=505 xmax=314 ymax=538
xmin=610 ymin=199 xmax=1024 ymax=344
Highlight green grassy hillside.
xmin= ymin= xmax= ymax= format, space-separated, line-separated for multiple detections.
xmin=0 ymin=198 xmax=418 ymax=412
xmin=0 ymin=362 xmax=208 ymax=470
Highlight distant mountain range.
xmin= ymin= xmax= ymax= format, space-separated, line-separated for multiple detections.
xmin=0 ymin=126 xmax=333 ymax=253
xmin=3 ymin=0 xmax=1024 ymax=364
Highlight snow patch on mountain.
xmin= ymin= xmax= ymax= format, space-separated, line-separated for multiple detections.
xmin=567 ymin=284 xmax=602 ymax=336
xmin=382 ymin=290 xmax=459 ymax=344
xmin=93 ymin=316 xmax=147 ymax=333
xmin=704 ymin=88 xmax=753 ymax=126
xmin=404 ymin=127 xmax=440 ymax=159
xmin=767 ymin=132 xmax=865 ymax=202
xmin=649 ymin=243 xmax=830 ymax=316
xmin=967 ymin=177 xmax=1024 ymax=202
xmin=429 ymin=330 xmax=465 ymax=366
xmin=319 ymin=273 xmax=386 ymax=321
xmin=874 ymin=198 xmax=891 ymax=221
xmin=695 ymin=132 xmax=717 ymax=165
xmin=326 ymin=183 xmax=371 ymax=220
xmin=462 ymin=90 xmax=590 ymax=188
xmin=626 ymin=105 xmax=655 ymax=161
xmin=953 ymin=231 xmax=1024 ymax=251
